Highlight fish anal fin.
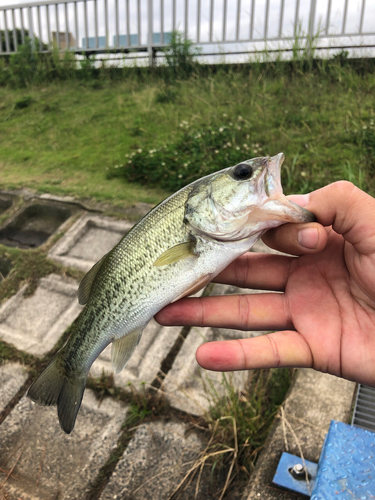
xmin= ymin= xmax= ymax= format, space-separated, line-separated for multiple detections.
xmin=111 ymin=328 xmax=143 ymax=374
xmin=172 ymin=274 xmax=212 ymax=303
xmin=78 ymin=253 xmax=107 ymax=305
xmin=153 ymin=241 xmax=196 ymax=267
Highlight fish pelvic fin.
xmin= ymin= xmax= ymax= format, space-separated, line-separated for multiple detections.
xmin=111 ymin=328 xmax=143 ymax=374
xmin=27 ymin=353 xmax=87 ymax=434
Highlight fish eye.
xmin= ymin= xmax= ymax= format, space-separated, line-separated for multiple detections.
xmin=232 ymin=163 xmax=253 ymax=181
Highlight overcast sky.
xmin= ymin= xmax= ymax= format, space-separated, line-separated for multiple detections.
xmin=0 ymin=0 xmax=373 ymax=56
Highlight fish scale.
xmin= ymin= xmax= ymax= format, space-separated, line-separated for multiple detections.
xmin=28 ymin=153 xmax=315 ymax=433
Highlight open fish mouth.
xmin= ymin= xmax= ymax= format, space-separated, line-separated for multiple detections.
xmin=260 ymin=153 xmax=316 ymax=224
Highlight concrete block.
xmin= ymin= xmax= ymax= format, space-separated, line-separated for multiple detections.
xmin=0 ymin=363 xmax=28 ymax=413
xmin=90 ymin=319 xmax=184 ymax=390
xmin=100 ymin=420 xmax=205 ymax=500
xmin=163 ymin=324 xmax=269 ymax=416
xmin=48 ymin=213 xmax=133 ymax=272
xmin=0 ymin=389 xmax=127 ymax=500
xmin=243 ymin=369 xmax=356 ymax=500
xmin=0 ymin=274 xmax=83 ymax=356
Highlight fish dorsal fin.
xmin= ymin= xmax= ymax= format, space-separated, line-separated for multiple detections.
xmin=153 ymin=241 xmax=196 ymax=267
xmin=78 ymin=254 xmax=107 ymax=305
xmin=111 ymin=328 xmax=143 ymax=374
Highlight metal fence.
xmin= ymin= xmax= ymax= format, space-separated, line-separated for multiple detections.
xmin=0 ymin=0 xmax=374 ymax=65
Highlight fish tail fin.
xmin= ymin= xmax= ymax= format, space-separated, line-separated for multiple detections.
xmin=27 ymin=353 xmax=87 ymax=434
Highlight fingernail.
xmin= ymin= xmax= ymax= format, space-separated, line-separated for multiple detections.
xmin=298 ymin=227 xmax=319 ymax=249
xmin=287 ymin=194 xmax=310 ymax=208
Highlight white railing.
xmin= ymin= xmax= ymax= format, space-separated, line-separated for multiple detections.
xmin=0 ymin=0 xmax=374 ymax=65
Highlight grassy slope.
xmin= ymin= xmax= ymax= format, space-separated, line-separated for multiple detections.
xmin=0 ymin=65 xmax=374 ymax=207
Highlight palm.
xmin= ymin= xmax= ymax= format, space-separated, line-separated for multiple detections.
xmin=283 ymin=229 xmax=375 ymax=386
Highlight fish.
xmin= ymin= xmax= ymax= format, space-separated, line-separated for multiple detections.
xmin=27 ymin=153 xmax=315 ymax=433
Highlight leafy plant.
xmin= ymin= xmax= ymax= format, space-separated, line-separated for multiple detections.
xmin=107 ymin=117 xmax=261 ymax=191
xmin=163 ymin=30 xmax=200 ymax=78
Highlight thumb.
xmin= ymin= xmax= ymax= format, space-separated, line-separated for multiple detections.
xmin=299 ymin=181 xmax=375 ymax=255
xmin=263 ymin=181 xmax=375 ymax=256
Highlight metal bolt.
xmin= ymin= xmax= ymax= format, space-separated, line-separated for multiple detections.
xmin=289 ymin=463 xmax=308 ymax=480
xmin=293 ymin=464 xmax=304 ymax=474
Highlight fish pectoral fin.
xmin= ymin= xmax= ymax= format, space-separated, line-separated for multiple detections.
xmin=78 ymin=253 xmax=108 ymax=305
xmin=111 ymin=328 xmax=143 ymax=374
xmin=153 ymin=241 xmax=196 ymax=267
xmin=171 ymin=274 xmax=213 ymax=303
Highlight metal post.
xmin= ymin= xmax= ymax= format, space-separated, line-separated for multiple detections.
xmin=172 ymin=0 xmax=176 ymax=31
xmin=4 ymin=11 xmax=10 ymax=53
xmin=235 ymin=0 xmax=240 ymax=41
xmin=126 ymin=0 xmax=130 ymax=47
xmin=294 ymin=0 xmax=300 ymax=36
xmin=359 ymin=0 xmax=366 ymax=34
xmin=264 ymin=0 xmax=269 ymax=39
xmin=28 ymin=7 xmax=34 ymax=42
xmin=223 ymin=0 xmax=227 ymax=41
xmin=46 ymin=4 xmax=51 ymax=45
xmin=74 ymin=1 xmax=78 ymax=49
xmin=95 ymin=0 xmax=98 ymax=49
xmin=278 ymin=0 xmax=285 ymax=38
xmin=65 ymin=2 xmax=69 ymax=49
xmin=148 ymin=0 xmax=153 ymax=66
xmin=185 ymin=0 xmax=188 ymax=38
xmin=342 ymin=0 xmax=348 ymax=34
xmin=115 ymin=0 xmax=119 ymax=47
xmin=209 ymin=0 xmax=214 ymax=42
xmin=84 ymin=0 xmax=88 ymax=49
xmin=307 ymin=0 xmax=317 ymax=57
xmin=55 ymin=4 xmax=60 ymax=49
xmin=160 ymin=0 xmax=164 ymax=44
xmin=12 ymin=9 xmax=17 ymax=52
xmin=250 ymin=0 xmax=255 ymax=40
xmin=105 ymin=0 xmax=108 ymax=48
xmin=325 ymin=0 xmax=332 ymax=35
xmin=197 ymin=0 xmax=201 ymax=42
xmin=0 ymin=15 xmax=2 ymax=54
xmin=137 ymin=0 xmax=141 ymax=45
xmin=20 ymin=8 xmax=25 ymax=44
xmin=38 ymin=6 xmax=42 ymax=50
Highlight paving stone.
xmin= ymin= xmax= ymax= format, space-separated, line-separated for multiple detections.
xmin=243 ymin=369 xmax=356 ymax=500
xmin=100 ymin=420 xmax=206 ymax=500
xmin=48 ymin=213 xmax=133 ymax=272
xmin=0 ymin=273 xmax=83 ymax=356
xmin=0 ymin=389 xmax=127 ymax=500
xmin=163 ymin=325 xmax=255 ymax=415
xmin=161 ymin=279 xmax=276 ymax=415
xmin=90 ymin=319 xmax=183 ymax=390
xmin=0 ymin=363 xmax=28 ymax=413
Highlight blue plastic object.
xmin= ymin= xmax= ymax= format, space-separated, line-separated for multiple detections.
xmin=272 ymin=452 xmax=318 ymax=497
xmin=311 ymin=420 xmax=375 ymax=499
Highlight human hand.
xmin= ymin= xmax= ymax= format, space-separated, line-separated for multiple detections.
xmin=155 ymin=181 xmax=375 ymax=387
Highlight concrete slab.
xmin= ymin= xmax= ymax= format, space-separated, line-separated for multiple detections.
xmin=90 ymin=319 xmax=184 ymax=390
xmin=0 ymin=363 xmax=28 ymax=413
xmin=0 ymin=274 xmax=83 ymax=356
xmin=243 ymin=369 xmax=356 ymax=500
xmin=0 ymin=389 xmax=127 ymax=500
xmin=161 ymin=280 xmax=275 ymax=416
xmin=100 ymin=420 xmax=205 ymax=500
xmin=48 ymin=213 xmax=133 ymax=272
xmin=163 ymin=325 xmax=261 ymax=416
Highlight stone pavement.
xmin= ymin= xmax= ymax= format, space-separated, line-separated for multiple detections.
xmin=0 ymin=193 xmax=356 ymax=500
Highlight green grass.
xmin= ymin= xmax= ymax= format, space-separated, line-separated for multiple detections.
xmin=0 ymin=62 xmax=374 ymax=205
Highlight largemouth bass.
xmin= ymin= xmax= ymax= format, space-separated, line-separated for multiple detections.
xmin=28 ymin=153 xmax=315 ymax=433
